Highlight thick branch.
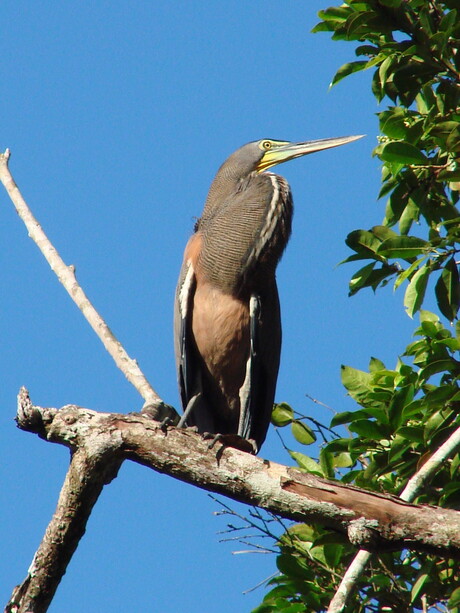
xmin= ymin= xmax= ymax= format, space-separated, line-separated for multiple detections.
xmin=8 ymin=388 xmax=460 ymax=613
xmin=7 ymin=393 xmax=123 ymax=613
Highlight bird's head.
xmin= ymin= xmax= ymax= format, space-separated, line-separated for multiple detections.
xmin=203 ymin=134 xmax=364 ymax=220
xmin=254 ymin=135 xmax=364 ymax=172
xmin=221 ymin=135 xmax=363 ymax=177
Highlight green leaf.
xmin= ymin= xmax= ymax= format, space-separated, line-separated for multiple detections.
xmin=384 ymin=180 xmax=409 ymax=225
xmin=345 ymin=11 xmax=380 ymax=40
xmin=398 ymin=199 xmax=419 ymax=235
xmin=369 ymin=356 xmax=386 ymax=372
xmin=396 ymin=426 xmax=424 ymax=443
xmin=341 ymin=365 xmax=372 ymax=403
xmin=272 ymin=403 xmax=294 ymax=427
xmin=419 ymin=358 xmax=458 ymax=381
xmin=355 ymin=44 xmax=378 ymax=58
xmin=371 ymin=225 xmax=398 ymax=241
xmin=330 ymin=410 xmax=368 ymax=427
xmin=331 ymin=451 xmax=353 ymax=468
xmin=434 ymin=336 xmax=460 ymax=351
xmin=353 ymin=264 xmax=398 ymax=293
xmin=379 ymin=107 xmax=408 ymax=139
xmin=420 ymin=320 xmax=440 ymax=338
xmin=330 ymin=61 xmax=367 ymax=87
xmin=449 ymin=587 xmax=460 ymax=609
xmin=446 ymin=126 xmax=460 ymax=152
xmin=288 ymin=451 xmax=323 ymax=475
xmin=345 ymin=229 xmax=385 ymax=260
xmin=424 ymin=384 xmax=458 ymax=406
xmin=394 ymin=256 xmax=428 ymax=290
xmin=388 ymin=435 xmax=412 ymax=463
xmin=404 ymin=264 xmax=430 ymax=318
xmin=435 ymin=257 xmax=460 ymax=321
xmin=380 ymin=141 xmax=429 ymax=165
xmin=389 ymin=384 xmax=415 ymax=428
xmin=419 ymin=310 xmax=439 ymax=324
xmin=325 ymin=439 xmax=351 ymax=454
xmin=323 ymin=543 xmax=345 ymax=568
xmin=287 ymin=523 xmax=317 ymax=542
xmin=291 ymin=421 xmax=316 ymax=445
xmin=349 ymin=419 xmax=388 ymax=439
xmin=410 ymin=572 xmax=429 ymax=604
xmin=316 ymin=7 xmax=350 ymax=23
xmin=319 ymin=448 xmax=334 ymax=478
xmin=349 ymin=262 xmax=376 ymax=295
xmin=276 ymin=553 xmax=309 ymax=579
xmin=440 ymin=9 xmax=457 ymax=33
xmin=377 ymin=235 xmax=430 ymax=259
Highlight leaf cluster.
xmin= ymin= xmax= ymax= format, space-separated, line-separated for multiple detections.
xmin=262 ymin=312 xmax=460 ymax=612
xmin=316 ymin=0 xmax=460 ymax=320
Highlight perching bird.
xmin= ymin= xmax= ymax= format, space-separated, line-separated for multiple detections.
xmin=175 ymin=136 xmax=362 ymax=453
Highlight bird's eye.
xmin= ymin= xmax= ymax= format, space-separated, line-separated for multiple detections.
xmin=262 ymin=141 xmax=272 ymax=150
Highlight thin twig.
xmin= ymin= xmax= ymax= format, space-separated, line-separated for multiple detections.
xmin=297 ymin=412 xmax=339 ymax=444
xmin=327 ymin=423 xmax=460 ymax=613
xmin=0 ymin=149 xmax=166 ymax=412
xmin=242 ymin=572 xmax=279 ymax=595
xmin=305 ymin=393 xmax=336 ymax=414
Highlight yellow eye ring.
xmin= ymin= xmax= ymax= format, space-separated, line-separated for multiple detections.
xmin=262 ymin=140 xmax=272 ymax=150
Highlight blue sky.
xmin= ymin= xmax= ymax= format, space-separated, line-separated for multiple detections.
xmin=1 ymin=3 xmax=418 ymax=612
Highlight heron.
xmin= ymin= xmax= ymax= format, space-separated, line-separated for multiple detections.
xmin=174 ymin=135 xmax=362 ymax=453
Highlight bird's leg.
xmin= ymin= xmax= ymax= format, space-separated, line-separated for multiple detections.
xmin=177 ymin=393 xmax=201 ymax=428
xmin=238 ymin=294 xmax=260 ymax=439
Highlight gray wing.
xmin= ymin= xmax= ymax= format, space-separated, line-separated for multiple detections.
xmin=174 ymin=257 xmax=197 ymax=414
xmin=238 ymin=283 xmax=281 ymax=451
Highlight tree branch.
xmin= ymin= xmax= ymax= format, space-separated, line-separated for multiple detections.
xmin=0 ymin=149 xmax=172 ymax=418
xmin=327 ymin=424 xmax=460 ymax=613
xmin=6 ymin=390 xmax=460 ymax=612
xmin=6 ymin=391 xmax=123 ymax=613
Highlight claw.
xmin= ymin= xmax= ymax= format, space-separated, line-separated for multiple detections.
xmin=203 ymin=432 xmax=257 ymax=454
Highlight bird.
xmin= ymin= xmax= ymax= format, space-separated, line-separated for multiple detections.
xmin=174 ymin=135 xmax=362 ymax=453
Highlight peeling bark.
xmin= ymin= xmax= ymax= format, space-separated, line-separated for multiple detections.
xmin=6 ymin=390 xmax=460 ymax=612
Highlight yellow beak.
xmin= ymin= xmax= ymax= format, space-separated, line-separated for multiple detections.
xmin=256 ymin=135 xmax=364 ymax=172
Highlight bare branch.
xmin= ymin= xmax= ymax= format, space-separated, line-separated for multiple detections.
xmin=327 ymin=550 xmax=372 ymax=613
xmin=400 ymin=425 xmax=460 ymax=503
xmin=7 ymin=392 xmax=123 ymax=613
xmin=0 ymin=150 xmax=170 ymax=416
xmin=327 ymin=424 xmax=460 ymax=613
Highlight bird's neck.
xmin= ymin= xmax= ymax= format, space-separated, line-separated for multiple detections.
xmin=200 ymin=165 xmax=243 ymax=223
xmin=196 ymin=171 xmax=293 ymax=297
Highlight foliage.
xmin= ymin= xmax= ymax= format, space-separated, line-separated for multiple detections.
xmin=320 ymin=0 xmax=460 ymax=321
xmin=254 ymin=1 xmax=460 ymax=611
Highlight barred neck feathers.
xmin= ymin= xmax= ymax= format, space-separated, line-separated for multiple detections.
xmin=198 ymin=171 xmax=293 ymax=296
xmin=241 ymin=172 xmax=292 ymax=286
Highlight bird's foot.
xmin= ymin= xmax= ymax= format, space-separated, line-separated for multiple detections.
xmin=202 ymin=432 xmax=257 ymax=454
xmin=138 ymin=402 xmax=180 ymax=433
